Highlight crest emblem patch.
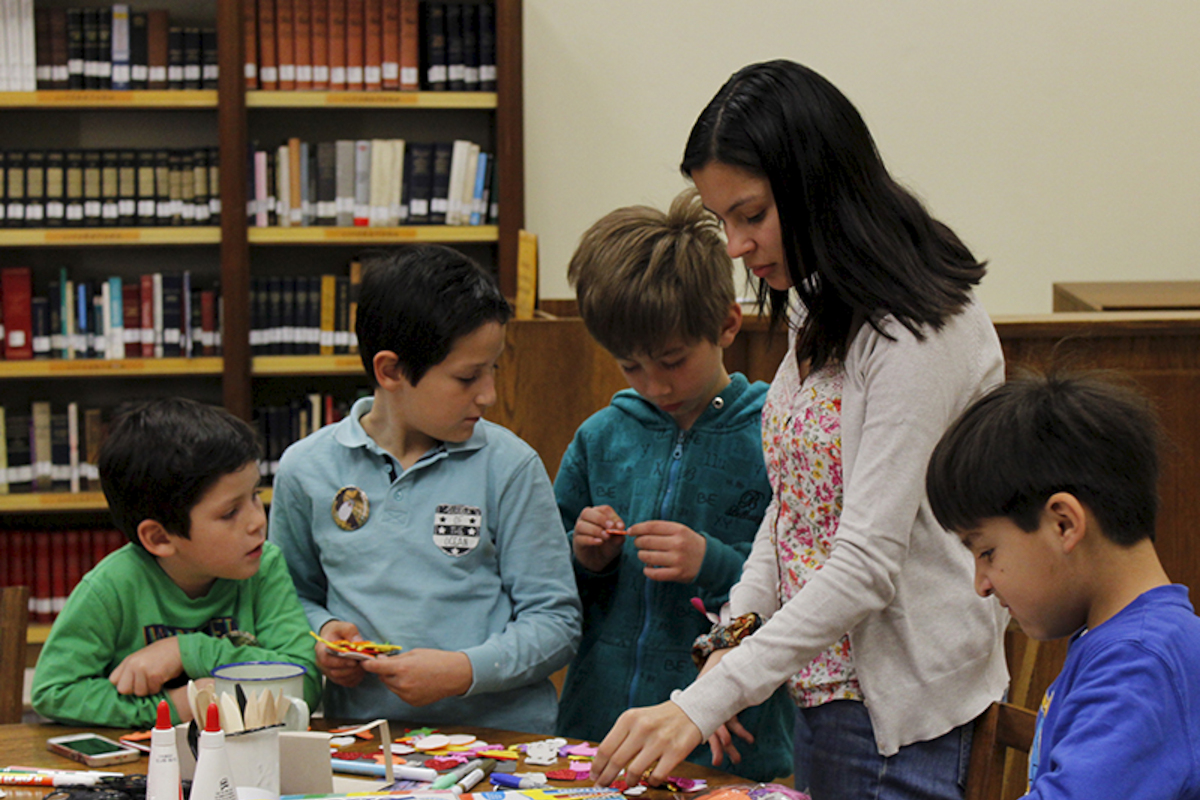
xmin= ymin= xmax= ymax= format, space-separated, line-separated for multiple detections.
xmin=433 ymin=503 xmax=482 ymax=556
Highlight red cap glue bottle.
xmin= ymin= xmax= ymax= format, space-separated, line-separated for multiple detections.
xmin=147 ymin=700 xmax=182 ymax=800
xmin=191 ymin=703 xmax=238 ymax=800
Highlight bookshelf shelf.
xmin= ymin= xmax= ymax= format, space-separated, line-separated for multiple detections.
xmin=0 ymin=90 xmax=218 ymax=108
xmin=0 ymin=357 xmax=223 ymax=379
xmin=246 ymin=91 xmax=497 ymax=109
xmin=247 ymin=225 xmax=498 ymax=245
xmin=0 ymin=227 xmax=221 ymax=246
xmin=253 ymin=354 xmax=363 ymax=376
xmin=28 ymin=625 xmax=52 ymax=645
xmin=0 ymin=491 xmax=108 ymax=513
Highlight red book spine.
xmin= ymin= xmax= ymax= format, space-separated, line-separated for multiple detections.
xmin=92 ymin=528 xmax=112 ymax=566
xmin=2 ymin=267 xmax=35 ymax=360
xmin=77 ymin=529 xmax=93 ymax=574
xmin=293 ymin=0 xmax=312 ymax=90
xmin=9 ymin=532 xmax=26 ymax=589
xmin=327 ymin=0 xmax=346 ymax=90
xmin=244 ymin=0 xmax=259 ymax=88
xmin=65 ymin=530 xmax=82 ymax=593
xmin=139 ymin=275 xmax=155 ymax=357
xmin=397 ymin=0 xmax=418 ymax=91
xmin=200 ymin=290 xmax=216 ymax=356
xmin=258 ymin=0 xmax=279 ymax=90
xmin=362 ymin=0 xmax=381 ymax=90
xmin=380 ymin=0 xmax=398 ymax=89
xmin=51 ymin=531 xmax=68 ymax=619
xmin=35 ymin=531 xmax=53 ymax=623
xmin=107 ymin=529 xmax=125 ymax=555
xmin=122 ymin=283 xmax=141 ymax=358
xmin=344 ymin=0 xmax=364 ymax=90
xmin=310 ymin=0 xmax=329 ymax=90
xmin=0 ymin=533 xmax=10 ymax=586
xmin=276 ymin=0 xmax=296 ymax=90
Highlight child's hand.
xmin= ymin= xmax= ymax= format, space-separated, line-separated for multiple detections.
xmin=315 ymin=620 xmax=367 ymax=687
xmin=572 ymin=505 xmax=626 ymax=573
xmin=109 ymin=637 xmax=184 ymax=696
xmin=629 ymin=521 xmax=707 ymax=583
xmin=360 ymin=648 xmax=472 ymax=707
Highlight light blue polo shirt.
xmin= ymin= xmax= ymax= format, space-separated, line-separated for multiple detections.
xmin=269 ymin=396 xmax=581 ymax=732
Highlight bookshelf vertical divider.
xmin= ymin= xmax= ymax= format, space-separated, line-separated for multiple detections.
xmin=218 ymin=0 xmax=253 ymax=420
xmin=495 ymin=0 xmax=523 ymax=298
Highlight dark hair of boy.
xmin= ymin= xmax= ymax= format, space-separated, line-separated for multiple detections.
xmin=567 ymin=189 xmax=735 ymax=359
xmin=680 ymin=59 xmax=987 ymax=371
xmin=98 ymin=396 xmax=263 ymax=546
xmin=355 ymin=245 xmax=513 ymax=387
xmin=926 ymin=370 xmax=1163 ymax=545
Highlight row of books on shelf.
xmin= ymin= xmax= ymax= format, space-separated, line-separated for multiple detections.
xmin=1 ymin=148 xmax=221 ymax=228
xmin=0 ymin=529 xmax=127 ymax=622
xmin=1 ymin=266 xmax=221 ymax=361
xmin=251 ymin=137 xmax=494 ymax=227
xmin=2 ymin=3 xmax=217 ymax=92
xmin=250 ymin=263 xmax=361 ymax=355
xmin=256 ymin=392 xmax=361 ymax=475
xmin=0 ymin=401 xmax=106 ymax=495
xmin=245 ymin=0 xmax=495 ymax=92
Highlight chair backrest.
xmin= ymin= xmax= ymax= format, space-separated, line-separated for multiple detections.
xmin=0 ymin=585 xmax=32 ymax=724
xmin=966 ymin=701 xmax=1038 ymax=800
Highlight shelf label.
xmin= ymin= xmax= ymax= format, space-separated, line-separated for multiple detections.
xmin=326 ymin=92 xmax=421 ymax=106
xmin=36 ymin=90 xmax=136 ymax=104
xmin=322 ymin=228 xmax=418 ymax=240
xmin=45 ymin=229 xmax=142 ymax=243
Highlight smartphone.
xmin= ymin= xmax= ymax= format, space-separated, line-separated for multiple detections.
xmin=46 ymin=733 xmax=143 ymax=767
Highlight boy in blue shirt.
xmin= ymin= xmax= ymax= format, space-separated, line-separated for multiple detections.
xmin=555 ymin=191 xmax=792 ymax=780
xmin=270 ymin=245 xmax=581 ymax=732
xmin=32 ymin=397 xmax=320 ymax=729
xmin=926 ymin=371 xmax=1200 ymax=800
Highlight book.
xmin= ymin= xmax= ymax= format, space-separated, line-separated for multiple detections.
xmin=200 ymin=288 xmax=217 ymax=355
xmin=161 ymin=273 xmax=183 ymax=356
xmin=201 ymin=28 xmax=217 ymax=89
xmin=363 ymin=0 xmax=381 ymax=90
xmin=347 ymin=257 xmax=361 ymax=353
xmin=106 ymin=276 xmax=123 ymax=358
xmin=404 ymin=141 xmax=431 ymax=223
xmin=146 ymin=9 xmax=168 ymax=89
xmin=48 ymin=8 xmax=69 ymax=88
xmin=31 ymin=401 xmax=52 ymax=492
xmin=208 ymin=147 xmax=220 ymax=223
xmin=333 ymin=274 xmax=349 ymax=354
xmin=294 ymin=0 xmax=312 ymax=89
xmin=387 ymin=138 xmax=405 ymax=225
xmin=64 ymin=150 xmax=84 ymax=224
xmin=0 ymin=407 xmax=7 ymax=494
xmin=31 ymin=296 xmax=50 ymax=358
xmin=5 ymin=151 xmax=24 ymax=227
xmin=319 ymin=273 xmax=335 ymax=354
xmin=1 ymin=267 xmax=33 ymax=359
xmin=445 ymin=138 xmax=469 ymax=225
xmin=398 ymin=0 xmax=418 ymax=90
xmin=352 ymin=139 xmax=370 ymax=225
xmin=192 ymin=148 xmax=211 ymax=224
xmin=153 ymin=149 xmax=171 ymax=224
xmin=428 ymin=141 xmax=452 ymax=224
xmin=275 ymin=144 xmax=291 ymax=226
xmin=139 ymin=273 xmax=154 ymax=357
xmin=136 ymin=150 xmax=156 ymax=225
xmin=315 ymin=141 xmax=337 ymax=225
xmin=117 ymin=150 xmax=137 ymax=226
xmin=327 ymin=0 xmax=346 ymax=89
xmin=334 ymin=139 xmax=355 ymax=226
xmin=367 ymin=139 xmax=389 ymax=226
xmin=461 ymin=2 xmax=477 ymax=91
xmin=445 ymin=2 xmax=462 ymax=91
xmin=267 ymin=275 xmax=282 ymax=354
xmin=96 ymin=6 xmax=112 ymax=88
xmin=422 ymin=1 xmax=446 ymax=90
xmin=121 ymin=282 xmax=139 ymax=357
xmin=305 ymin=275 xmax=321 ymax=353
xmin=24 ymin=150 xmax=45 ymax=226
xmin=276 ymin=0 xmax=295 ymax=89
xmin=243 ymin=0 xmax=258 ymax=88
xmin=167 ymin=26 xmax=184 ymax=90
xmin=288 ymin=137 xmax=303 ymax=226
xmin=82 ymin=150 xmax=102 ymax=226
xmin=83 ymin=407 xmax=103 ymax=489
xmin=49 ymin=407 xmax=69 ymax=491
xmin=81 ymin=8 xmax=99 ymax=89
xmin=380 ymin=0 xmax=398 ymax=89
xmin=66 ymin=8 xmax=84 ymax=89
xmin=111 ymin=4 xmax=131 ymax=90
xmin=168 ymin=150 xmax=184 ymax=225
xmin=129 ymin=11 xmax=148 ymax=88
xmin=344 ymin=0 xmax=364 ymax=90
xmin=43 ymin=150 xmax=65 ymax=226
xmin=183 ymin=27 xmax=202 ymax=89
xmin=4 ymin=411 xmax=31 ymax=492
xmin=34 ymin=7 xmax=50 ymax=89
xmin=310 ymin=0 xmax=329 ymax=89
xmin=152 ymin=272 xmax=163 ymax=357
xmin=257 ymin=0 xmax=277 ymax=89
xmin=100 ymin=150 xmax=120 ymax=226
xmin=478 ymin=0 xmax=494 ymax=91
xmin=469 ymin=150 xmax=489 ymax=225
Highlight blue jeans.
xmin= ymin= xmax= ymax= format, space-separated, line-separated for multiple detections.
xmin=792 ymin=700 xmax=974 ymax=800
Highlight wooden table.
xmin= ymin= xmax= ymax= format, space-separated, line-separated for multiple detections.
xmin=0 ymin=720 xmax=742 ymax=798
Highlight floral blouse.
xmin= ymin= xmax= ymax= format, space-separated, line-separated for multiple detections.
xmin=762 ymin=360 xmax=862 ymax=707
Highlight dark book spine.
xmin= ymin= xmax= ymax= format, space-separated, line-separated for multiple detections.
xmin=422 ymin=2 xmax=446 ymax=90
xmin=168 ymin=151 xmax=184 ymax=225
xmin=67 ymin=9 xmax=85 ymax=89
xmin=201 ymin=28 xmax=218 ymax=89
xmin=25 ymin=151 xmax=46 ymax=227
xmin=82 ymin=9 xmax=100 ymax=89
xmin=100 ymin=151 xmax=120 ymax=226
xmin=192 ymin=149 xmax=211 ymax=224
xmin=444 ymin=3 xmax=462 ymax=91
xmin=405 ymin=141 xmax=431 ymax=223
xmin=32 ymin=296 xmax=51 ymax=358
xmin=36 ymin=8 xmax=53 ymax=89
xmin=49 ymin=9 xmax=71 ymax=89
xmin=267 ymin=276 xmax=283 ymax=355
xmin=183 ymin=28 xmax=203 ymax=89
xmin=306 ymin=275 xmax=321 ymax=354
xmin=154 ymin=150 xmax=171 ymax=225
xmin=208 ymin=147 xmax=221 ymax=224
xmin=82 ymin=150 xmax=102 ymax=227
xmin=167 ymin=27 xmax=185 ymax=90
xmin=96 ymin=8 xmax=113 ymax=89
xmin=129 ymin=12 xmax=149 ymax=89
xmin=117 ymin=150 xmax=137 ymax=226
xmin=460 ymin=3 xmax=477 ymax=91
xmin=478 ymin=1 xmax=494 ymax=91
xmin=333 ymin=275 xmax=349 ymax=354
xmin=5 ymin=152 xmax=26 ymax=228
xmin=281 ymin=276 xmax=297 ymax=354
xmin=316 ymin=141 xmax=336 ymax=225
xmin=161 ymin=274 xmax=183 ymax=356
xmin=44 ymin=151 xmax=66 ymax=226
xmin=136 ymin=150 xmax=156 ymax=225
xmin=428 ymin=141 xmax=452 ymax=224
xmin=64 ymin=151 xmax=85 ymax=225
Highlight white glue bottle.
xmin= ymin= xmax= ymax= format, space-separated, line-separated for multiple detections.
xmin=191 ymin=702 xmax=238 ymax=800
xmin=146 ymin=699 xmax=182 ymax=800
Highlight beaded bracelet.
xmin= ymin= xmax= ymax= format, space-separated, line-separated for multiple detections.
xmin=691 ymin=612 xmax=763 ymax=669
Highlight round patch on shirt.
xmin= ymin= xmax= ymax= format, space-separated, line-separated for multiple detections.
xmin=332 ymin=486 xmax=369 ymax=530
xmin=433 ymin=503 xmax=482 ymax=556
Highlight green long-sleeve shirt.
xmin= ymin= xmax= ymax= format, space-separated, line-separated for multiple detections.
xmin=32 ymin=541 xmax=320 ymax=728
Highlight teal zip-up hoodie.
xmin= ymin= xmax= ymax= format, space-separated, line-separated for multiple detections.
xmin=554 ymin=373 xmax=793 ymax=781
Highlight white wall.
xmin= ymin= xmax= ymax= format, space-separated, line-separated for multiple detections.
xmin=524 ymin=1 xmax=1200 ymax=314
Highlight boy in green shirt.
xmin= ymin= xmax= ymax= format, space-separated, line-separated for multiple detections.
xmin=32 ymin=397 xmax=320 ymax=729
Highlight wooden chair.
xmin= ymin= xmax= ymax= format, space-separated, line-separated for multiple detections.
xmin=0 ymin=585 xmax=31 ymax=724
xmin=966 ymin=702 xmax=1038 ymax=800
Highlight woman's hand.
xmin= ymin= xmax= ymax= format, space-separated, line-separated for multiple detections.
xmin=591 ymin=701 xmax=703 ymax=787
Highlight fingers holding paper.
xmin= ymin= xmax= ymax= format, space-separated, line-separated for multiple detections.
xmin=591 ymin=700 xmax=703 ymax=788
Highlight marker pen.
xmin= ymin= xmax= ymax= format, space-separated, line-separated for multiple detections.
xmin=329 ymin=759 xmax=438 ymax=782
xmin=489 ymin=773 xmax=546 ymax=789
xmin=453 ymin=760 xmax=496 ymax=794
xmin=431 ymin=758 xmax=484 ymax=789
xmin=0 ymin=774 xmax=104 ymax=787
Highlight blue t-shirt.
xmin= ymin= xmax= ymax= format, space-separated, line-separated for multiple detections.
xmin=1028 ymin=584 xmax=1200 ymax=800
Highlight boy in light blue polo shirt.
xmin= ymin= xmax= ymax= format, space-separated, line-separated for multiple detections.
xmin=270 ymin=246 xmax=581 ymax=732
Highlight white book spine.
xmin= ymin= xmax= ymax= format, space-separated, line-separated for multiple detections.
xmin=153 ymin=272 xmax=163 ymax=358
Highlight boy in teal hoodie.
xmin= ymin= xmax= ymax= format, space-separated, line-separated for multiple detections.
xmin=554 ymin=190 xmax=792 ymax=781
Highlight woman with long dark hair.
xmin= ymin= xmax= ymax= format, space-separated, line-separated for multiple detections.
xmin=592 ymin=60 xmax=1009 ymax=800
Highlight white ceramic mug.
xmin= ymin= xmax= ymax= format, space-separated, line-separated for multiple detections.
xmin=211 ymin=661 xmax=310 ymax=732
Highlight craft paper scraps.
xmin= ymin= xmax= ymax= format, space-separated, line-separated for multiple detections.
xmin=390 ymin=743 xmax=417 ymax=755
xmin=478 ymin=750 xmax=520 ymax=760
xmin=414 ymin=734 xmax=452 ymax=750
xmin=446 ymin=734 xmax=478 ymax=746
xmin=546 ymin=770 xmax=581 ymax=781
xmin=330 ymin=736 xmax=357 ymax=747
xmin=624 ymin=787 xmax=648 ymax=796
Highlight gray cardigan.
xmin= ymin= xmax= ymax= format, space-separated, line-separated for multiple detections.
xmin=675 ymin=295 xmax=1010 ymax=756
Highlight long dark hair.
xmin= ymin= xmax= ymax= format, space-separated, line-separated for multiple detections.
xmin=681 ymin=60 xmax=986 ymax=370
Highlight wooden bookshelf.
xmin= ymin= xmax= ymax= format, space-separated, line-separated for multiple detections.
xmin=253 ymin=355 xmax=363 ymax=376
xmin=0 ymin=357 xmax=223 ymax=379
xmin=0 ymin=90 xmax=218 ymax=108
xmin=0 ymin=492 xmax=108 ymax=513
xmin=0 ymin=227 xmax=221 ymax=246
xmin=247 ymin=225 xmax=498 ymax=244
xmin=246 ymin=91 xmax=497 ymax=109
